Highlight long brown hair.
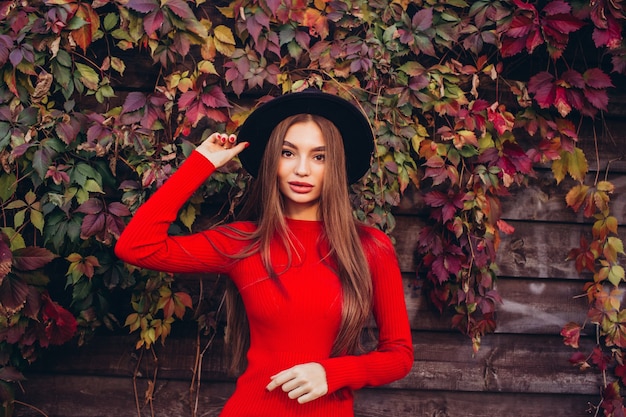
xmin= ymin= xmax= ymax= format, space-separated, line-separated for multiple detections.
xmin=224 ymin=114 xmax=373 ymax=374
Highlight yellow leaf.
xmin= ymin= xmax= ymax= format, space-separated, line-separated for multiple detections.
xmin=551 ymin=156 xmax=566 ymax=184
xmin=604 ymin=237 xmax=625 ymax=263
xmin=197 ymin=60 xmax=218 ymax=75
xmin=66 ymin=253 xmax=83 ymax=263
xmin=565 ymin=184 xmax=589 ymax=212
xmin=83 ymin=179 xmax=104 ymax=193
xmin=608 ymin=265 xmax=625 ymax=287
xmin=111 ymin=57 xmax=126 ymax=75
xmin=213 ymin=35 xmax=235 ymax=57
xmin=179 ymin=204 xmax=196 ymax=231
xmin=214 ymin=25 xmax=235 ymax=45
xmin=567 ymin=148 xmax=588 ymax=182
xmin=216 ymin=5 xmax=234 ymax=18
xmin=75 ymin=63 xmax=100 ymax=91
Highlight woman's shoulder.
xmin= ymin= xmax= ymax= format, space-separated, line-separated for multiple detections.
xmin=357 ymin=223 xmax=395 ymax=254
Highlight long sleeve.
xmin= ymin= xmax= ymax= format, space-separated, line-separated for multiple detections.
xmin=114 ymin=151 xmax=237 ymax=274
xmin=318 ymin=228 xmax=414 ymax=392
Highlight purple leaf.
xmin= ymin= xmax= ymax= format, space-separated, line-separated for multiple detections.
xmin=178 ymin=90 xmax=197 ymax=109
xmin=75 ymin=198 xmax=104 ymax=215
xmin=201 ymin=86 xmax=231 ymax=108
xmin=122 ymin=91 xmax=147 ymax=114
xmin=107 ymin=202 xmax=131 ymax=217
xmin=143 ymin=9 xmax=164 ymax=36
xmin=80 ymin=213 xmax=106 ymax=239
xmin=12 ymin=247 xmax=57 ymax=271
xmin=0 ymin=234 xmax=12 ymax=284
xmin=412 ymin=8 xmax=433 ymax=32
xmin=165 ymin=0 xmax=195 ymax=20
xmin=126 ymin=0 xmax=159 ymax=14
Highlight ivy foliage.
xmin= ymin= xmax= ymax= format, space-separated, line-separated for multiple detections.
xmin=0 ymin=0 xmax=624 ymax=414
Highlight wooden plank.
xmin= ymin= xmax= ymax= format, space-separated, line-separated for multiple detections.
xmin=405 ymin=275 xmax=588 ymax=334
xmin=391 ymin=216 xmax=620 ymax=280
xmin=353 ymin=388 xmax=598 ymax=417
xmin=395 ymin=169 xmax=626 ymax=224
xmin=13 ymin=375 xmax=599 ymax=417
xmin=29 ymin=329 xmax=597 ymax=395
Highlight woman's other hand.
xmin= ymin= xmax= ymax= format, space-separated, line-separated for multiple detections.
xmin=266 ymin=362 xmax=329 ymax=404
xmin=195 ymin=132 xmax=248 ymax=169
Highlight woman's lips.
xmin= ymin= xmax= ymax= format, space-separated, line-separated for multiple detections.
xmin=288 ymin=181 xmax=314 ymax=193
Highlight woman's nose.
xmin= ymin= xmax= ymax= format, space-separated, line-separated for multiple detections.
xmin=294 ymin=157 xmax=310 ymax=176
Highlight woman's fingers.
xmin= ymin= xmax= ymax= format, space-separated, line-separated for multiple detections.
xmin=195 ymin=132 xmax=248 ymax=168
xmin=266 ymin=363 xmax=328 ymax=404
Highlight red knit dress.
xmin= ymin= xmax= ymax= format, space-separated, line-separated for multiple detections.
xmin=114 ymin=151 xmax=414 ymax=417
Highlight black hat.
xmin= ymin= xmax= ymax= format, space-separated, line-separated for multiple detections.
xmin=237 ymin=89 xmax=374 ymax=184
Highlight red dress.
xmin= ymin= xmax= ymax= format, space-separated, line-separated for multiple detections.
xmin=115 ymin=151 xmax=414 ymax=417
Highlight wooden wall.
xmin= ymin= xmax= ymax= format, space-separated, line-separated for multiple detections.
xmin=13 ymin=118 xmax=626 ymax=416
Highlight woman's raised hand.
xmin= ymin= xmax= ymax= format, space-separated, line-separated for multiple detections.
xmin=195 ymin=132 xmax=249 ymax=169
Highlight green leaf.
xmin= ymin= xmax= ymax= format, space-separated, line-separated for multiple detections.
xmin=75 ymin=62 xmax=100 ymax=91
xmin=103 ymin=13 xmax=119 ymax=32
xmin=0 ymin=173 xmax=17 ymax=202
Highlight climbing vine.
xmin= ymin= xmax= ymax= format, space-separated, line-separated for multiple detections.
xmin=0 ymin=0 xmax=624 ymax=415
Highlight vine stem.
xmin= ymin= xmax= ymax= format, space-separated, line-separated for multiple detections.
xmin=12 ymin=400 xmax=49 ymax=417
xmin=132 ymin=348 xmax=144 ymax=417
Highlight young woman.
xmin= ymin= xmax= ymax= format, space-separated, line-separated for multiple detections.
xmin=115 ymin=89 xmax=413 ymax=417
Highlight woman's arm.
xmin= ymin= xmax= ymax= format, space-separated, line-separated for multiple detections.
xmin=114 ymin=133 xmax=249 ymax=274
xmin=317 ymin=227 xmax=414 ymax=392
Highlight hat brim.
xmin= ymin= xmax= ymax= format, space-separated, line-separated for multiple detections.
xmin=237 ymin=90 xmax=374 ymax=184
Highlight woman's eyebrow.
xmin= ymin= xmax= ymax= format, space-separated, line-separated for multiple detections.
xmin=282 ymin=140 xmax=326 ymax=152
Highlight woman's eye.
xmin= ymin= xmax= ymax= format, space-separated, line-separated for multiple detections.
xmin=314 ymin=154 xmax=325 ymax=161
xmin=281 ymin=149 xmax=294 ymax=157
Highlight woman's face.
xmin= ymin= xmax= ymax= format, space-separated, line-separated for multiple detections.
xmin=277 ymin=120 xmax=326 ymax=220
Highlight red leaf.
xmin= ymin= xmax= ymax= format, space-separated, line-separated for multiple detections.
xmin=512 ymin=0 xmax=536 ymax=11
xmin=560 ymin=322 xmax=581 ymax=348
xmin=591 ymin=346 xmax=612 ymax=371
xmin=500 ymin=36 xmax=526 ymax=58
xmin=528 ymin=72 xmax=555 ymax=108
xmin=42 ymin=296 xmax=77 ymax=345
xmin=506 ymin=14 xmax=533 ymax=38
xmin=542 ymin=0 xmax=571 ymax=15
xmin=584 ymin=68 xmax=614 ymax=89
xmin=560 ymin=69 xmax=585 ymax=89
xmin=583 ymin=88 xmax=609 ymax=111
xmin=200 ymin=86 xmax=231 ymax=108
xmin=544 ymin=13 xmax=584 ymax=35
xmin=12 ymin=247 xmax=57 ymax=271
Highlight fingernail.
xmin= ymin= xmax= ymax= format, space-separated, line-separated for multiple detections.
xmin=228 ymin=135 xmax=236 ymax=143
xmin=244 ymin=142 xmax=250 ymax=148
xmin=220 ymin=135 xmax=226 ymax=143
